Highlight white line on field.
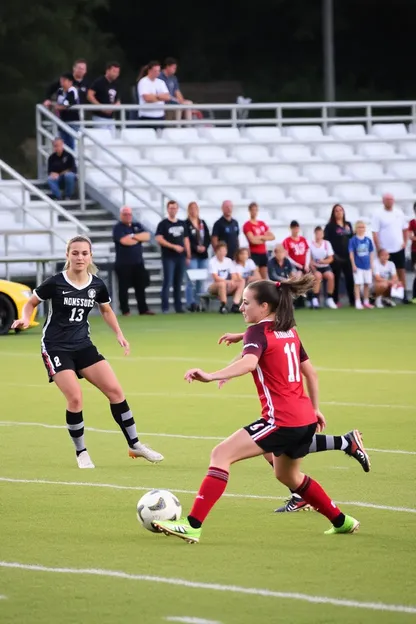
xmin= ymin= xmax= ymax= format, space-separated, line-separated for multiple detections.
xmin=165 ymin=618 xmax=221 ymax=624
xmin=0 ymin=477 xmax=414 ymax=514
xmin=0 ymin=595 xmax=7 ymax=600
xmin=0 ymin=561 xmax=415 ymax=614
xmin=1 ymin=351 xmax=416 ymax=375
xmin=0 ymin=421 xmax=415 ymax=456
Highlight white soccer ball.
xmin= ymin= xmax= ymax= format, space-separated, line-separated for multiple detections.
xmin=136 ymin=489 xmax=182 ymax=532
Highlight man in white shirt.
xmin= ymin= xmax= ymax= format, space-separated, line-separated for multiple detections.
xmin=372 ymin=193 xmax=409 ymax=302
xmin=137 ymin=61 xmax=170 ymax=128
xmin=373 ymin=249 xmax=399 ymax=308
xmin=208 ymin=242 xmax=245 ymax=314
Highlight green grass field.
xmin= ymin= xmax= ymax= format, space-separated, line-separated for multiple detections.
xmin=1 ymin=308 xmax=416 ymax=624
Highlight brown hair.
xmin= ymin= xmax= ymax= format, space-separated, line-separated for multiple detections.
xmin=248 ymin=202 xmax=258 ymax=211
xmin=187 ymin=201 xmax=199 ymax=219
xmin=215 ymin=241 xmax=228 ymax=252
xmin=329 ymin=203 xmax=346 ymax=225
xmin=167 ymin=199 xmax=178 ymax=209
xmin=234 ymin=247 xmax=249 ymax=263
xmin=64 ymin=235 xmax=98 ymax=275
xmin=247 ymin=274 xmax=315 ymax=332
xmin=138 ymin=60 xmax=161 ymax=81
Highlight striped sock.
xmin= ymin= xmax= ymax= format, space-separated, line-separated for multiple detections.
xmin=66 ymin=410 xmax=86 ymax=456
xmin=110 ymin=400 xmax=139 ymax=448
xmin=309 ymin=435 xmax=348 ymax=453
xmin=188 ymin=466 xmax=229 ymax=527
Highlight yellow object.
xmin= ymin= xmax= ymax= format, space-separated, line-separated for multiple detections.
xmin=0 ymin=278 xmax=38 ymax=333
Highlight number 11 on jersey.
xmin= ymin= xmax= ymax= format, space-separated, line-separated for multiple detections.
xmin=284 ymin=342 xmax=300 ymax=382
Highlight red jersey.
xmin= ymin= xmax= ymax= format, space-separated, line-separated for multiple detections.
xmin=409 ymin=219 xmax=416 ymax=253
xmin=243 ymin=220 xmax=269 ymax=254
xmin=242 ymin=321 xmax=317 ymax=428
xmin=282 ymin=236 xmax=309 ymax=268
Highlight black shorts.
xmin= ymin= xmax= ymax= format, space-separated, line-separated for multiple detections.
xmin=411 ymin=251 xmax=416 ymax=267
xmin=244 ymin=418 xmax=317 ymax=458
xmin=41 ymin=345 xmax=105 ymax=383
xmin=389 ymin=249 xmax=405 ymax=271
xmin=315 ymin=266 xmax=332 ymax=275
xmin=250 ymin=252 xmax=269 ymax=268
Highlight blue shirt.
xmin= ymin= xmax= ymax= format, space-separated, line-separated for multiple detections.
xmin=158 ymin=71 xmax=180 ymax=102
xmin=348 ymin=235 xmax=374 ymax=270
xmin=113 ymin=220 xmax=145 ymax=265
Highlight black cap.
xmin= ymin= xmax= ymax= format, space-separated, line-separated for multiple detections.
xmin=290 ymin=220 xmax=299 ymax=228
xmin=61 ymin=72 xmax=74 ymax=81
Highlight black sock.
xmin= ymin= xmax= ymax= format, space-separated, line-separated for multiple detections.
xmin=332 ymin=512 xmax=346 ymax=528
xmin=66 ymin=410 xmax=86 ymax=455
xmin=413 ymin=277 xmax=416 ymax=299
xmin=110 ymin=400 xmax=139 ymax=448
xmin=188 ymin=515 xmax=202 ymax=529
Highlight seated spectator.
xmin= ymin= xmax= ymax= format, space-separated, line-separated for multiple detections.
xmin=44 ymin=59 xmax=89 ymax=106
xmin=54 ymin=73 xmax=80 ymax=150
xmin=87 ymin=61 xmax=121 ymax=131
xmin=267 ymin=244 xmax=295 ymax=282
xmin=282 ymin=220 xmax=310 ymax=275
xmin=208 ymin=242 xmax=244 ymax=314
xmin=373 ymin=249 xmax=399 ymax=308
xmin=185 ymin=201 xmax=211 ymax=312
xmin=137 ymin=61 xmax=170 ymax=129
xmin=349 ymin=221 xmax=375 ymax=310
xmin=408 ymin=202 xmax=416 ymax=302
xmin=309 ymin=226 xmax=337 ymax=309
xmin=242 ymin=202 xmax=275 ymax=278
xmin=233 ymin=248 xmax=261 ymax=284
xmin=47 ymin=137 xmax=77 ymax=200
xmin=159 ymin=57 xmax=193 ymax=122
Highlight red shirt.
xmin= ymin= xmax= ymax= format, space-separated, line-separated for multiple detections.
xmin=242 ymin=321 xmax=317 ymax=428
xmin=243 ymin=220 xmax=269 ymax=254
xmin=409 ymin=219 xmax=416 ymax=253
xmin=282 ymin=236 xmax=309 ymax=268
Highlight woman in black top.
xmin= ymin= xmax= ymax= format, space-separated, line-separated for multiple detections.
xmin=324 ymin=204 xmax=355 ymax=306
xmin=185 ymin=202 xmax=211 ymax=311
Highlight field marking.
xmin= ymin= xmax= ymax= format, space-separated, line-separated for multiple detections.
xmin=1 ymin=350 xmax=416 ymax=375
xmin=165 ymin=618 xmax=221 ymax=624
xmin=0 ymin=561 xmax=415 ymax=615
xmin=0 ymin=421 xmax=415 ymax=456
xmin=1 ymin=477 xmax=415 ymax=514
xmin=0 ymin=595 xmax=7 ymax=600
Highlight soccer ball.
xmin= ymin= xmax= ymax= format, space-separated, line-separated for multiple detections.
xmin=136 ymin=489 xmax=182 ymax=532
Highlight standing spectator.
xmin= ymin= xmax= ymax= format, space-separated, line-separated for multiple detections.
xmin=54 ymin=73 xmax=80 ymax=150
xmin=349 ymin=221 xmax=375 ymax=310
xmin=185 ymin=202 xmax=211 ymax=312
xmin=408 ymin=202 xmax=416 ymax=302
xmin=87 ymin=62 xmax=121 ymax=130
xmin=233 ymin=248 xmax=260 ymax=284
xmin=242 ymin=202 xmax=275 ymax=278
xmin=282 ymin=220 xmax=310 ymax=275
xmin=372 ymin=193 xmax=409 ymax=303
xmin=112 ymin=206 xmax=154 ymax=317
xmin=159 ymin=57 xmax=193 ymax=122
xmin=208 ymin=243 xmax=244 ymax=314
xmin=373 ymin=249 xmax=399 ymax=308
xmin=211 ymin=201 xmax=240 ymax=259
xmin=156 ymin=200 xmax=190 ymax=314
xmin=137 ymin=61 xmax=170 ymax=129
xmin=267 ymin=244 xmax=296 ymax=282
xmin=324 ymin=204 xmax=355 ymax=307
xmin=309 ymin=226 xmax=337 ymax=309
xmin=47 ymin=138 xmax=77 ymax=200
xmin=44 ymin=59 xmax=89 ymax=106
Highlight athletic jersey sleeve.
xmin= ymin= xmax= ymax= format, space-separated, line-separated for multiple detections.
xmin=95 ymin=280 xmax=111 ymax=304
xmin=299 ymin=342 xmax=309 ymax=362
xmin=242 ymin=324 xmax=267 ymax=359
xmin=34 ymin=275 xmax=57 ymax=301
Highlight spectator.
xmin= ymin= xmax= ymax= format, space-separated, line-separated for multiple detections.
xmin=47 ymin=137 xmax=77 ymax=200
xmin=185 ymin=202 xmax=211 ymax=312
xmin=373 ymin=249 xmax=399 ymax=308
xmin=137 ymin=61 xmax=170 ymax=129
xmin=44 ymin=59 xmax=89 ymax=106
xmin=408 ymin=202 xmax=416 ymax=302
xmin=233 ymin=248 xmax=261 ymax=284
xmin=282 ymin=220 xmax=310 ymax=275
xmin=267 ymin=244 xmax=296 ymax=282
xmin=159 ymin=57 xmax=193 ymax=122
xmin=349 ymin=221 xmax=375 ymax=310
xmin=53 ymin=73 xmax=80 ymax=150
xmin=211 ymin=201 xmax=240 ymax=259
xmin=309 ymin=226 xmax=337 ymax=309
xmin=208 ymin=242 xmax=244 ymax=314
xmin=324 ymin=204 xmax=355 ymax=307
xmin=242 ymin=202 xmax=275 ymax=278
xmin=87 ymin=61 xmax=121 ymax=130
xmin=372 ymin=193 xmax=409 ymax=304
xmin=156 ymin=200 xmax=190 ymax=314
xmin=112 ymin=206 xmax=154 ymax=316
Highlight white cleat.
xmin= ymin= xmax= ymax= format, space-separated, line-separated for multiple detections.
xmin=326 ymin=297 xmax=338 ymax=309
xmin=355 ymin=300 xmax=363 ymax=310
xmin=129 ymin=442 xmax=164 ymax=463
xmin=77 ymin=450 xmax=95 ymax=469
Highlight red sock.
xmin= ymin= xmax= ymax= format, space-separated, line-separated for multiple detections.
xmin=296 ymin=475 xmax=342 ymax=522
xmin=189 ymin=466 xmax=229 ymax=525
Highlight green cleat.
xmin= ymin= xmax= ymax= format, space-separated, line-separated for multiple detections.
xmin=325 ymin=515 xmax=360 ymax=535
xmin=152 ymin=518 xmax=202 ymax=543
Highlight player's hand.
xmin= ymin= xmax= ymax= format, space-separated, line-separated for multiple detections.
xmin=218 ymin=333 xmax=243 ymax=346
xmin=11 ymin=318 xmax=29 ymax=330
xmin=117 ymin=333 xmax=130 ymax=356
xmin=184 ymin=368 xmax=213 ymax=383
xmin=218 ymin=378 xmax=230 ymax=390
xmin=315 ymin=409 xmax=326 ymax=433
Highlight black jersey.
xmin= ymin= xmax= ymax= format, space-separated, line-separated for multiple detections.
xmin=34 ymin=272 xmax=111 ymax=352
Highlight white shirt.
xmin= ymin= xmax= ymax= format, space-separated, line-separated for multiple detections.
xmin=373 ymin=259 xmax=396 ymax=280
xmin=209 ymin=256 xmax=235 ymax=283
xmin=371 ymin=207 xmax=407 ymax=253
xmin=233 ymin=258 xmax=257 ymax=279
xmin=309 ymin=239 xmax=334 ymax=269
xmin=137 ymin=76 xmax=169 ymax=118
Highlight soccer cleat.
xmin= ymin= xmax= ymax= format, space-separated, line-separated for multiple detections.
xmin=363 ymin=302 xmax=374 ymax=309
xmin=274 ymin=493 xmax=312 ymax=513
xmin=375 ymin=297 xmax=384 ymax=309
xmin=129 ymin=442 xmax=164 ymax=463
xmin=326 ymin=297 xmax=338 ymax=309
xmin=344 ymin=429 xmax=371 ymax=473
xmin=76 ymin=450 xmax=95 ymax=469
xmin=311 ymin=297 xmax=320 ymax=309
xmin=152 ymin=518 xmax=202 ymax=543
xmin=355 ymin=300 xmax=363 ymax=310
xmin=324 ymin=515 xmax=360 ymax=535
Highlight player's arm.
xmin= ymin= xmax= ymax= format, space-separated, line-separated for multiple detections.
xmin=218 ymin=332 xmax=244 ymax=345
xmin=300 ymin=358 xmax=325 ymax=431
xmin=245 ymin=230 xmax=263 ymax=245
xmin=185 ymin=353 xmax=258 ymax=383
xmin=11 ymin=294 xmax=41 ymax=329
xmin=262 ymin=229 xmax=275 ymax=241
xmin=99 ymin=302 xmax=130 ymax=355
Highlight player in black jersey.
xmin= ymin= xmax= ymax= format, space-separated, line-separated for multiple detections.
xmin=12 ymin=235 xmax=164 ymax=468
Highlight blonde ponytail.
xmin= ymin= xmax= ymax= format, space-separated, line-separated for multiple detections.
xmin=65 ymin=235 xmax=98 ymax=275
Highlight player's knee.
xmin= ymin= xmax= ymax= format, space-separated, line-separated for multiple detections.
xmin=210 ymin=443 xmax=228 ymax=465
xmin=67 ymin=393 xmax=83 ymax=412
xmin=105 ymin=385 xmax=124 ymax=403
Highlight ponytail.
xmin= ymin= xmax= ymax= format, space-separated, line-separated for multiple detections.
xmin=65 ymin=235 xmax=98 ymax=275
xmin=137 ymin=59 xmax=161 ymax=82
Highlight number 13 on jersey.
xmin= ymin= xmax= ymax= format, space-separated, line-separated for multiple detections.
xmin=69 ymin=307 xmax=85 ymax=322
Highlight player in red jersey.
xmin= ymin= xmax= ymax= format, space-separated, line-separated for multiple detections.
xmin=282 ymin=220 xmax=310 ymax=274
xmin=243 ymin=202 xmax=275 ymax=278
xmin=154 ymin=276 xmax=360 ymax=542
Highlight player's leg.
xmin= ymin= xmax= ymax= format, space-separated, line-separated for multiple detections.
xmin=363 ymin=279 xmax=373 ymax=308
xmin=79 ymin=358 xmax=164 ymax=463
xmin=311 ymin=270 xmax=322 ymax=308
xmin=323 ymin=270 xmax=337 ymax=308
xmin=228 ymin=279 xmax=244 ymax=311
xmin=374 ymin=279 xmax=389 ymax=308
xmin=209 ymin=282 xmax=227 ymax=312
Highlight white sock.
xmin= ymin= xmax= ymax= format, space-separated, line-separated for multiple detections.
xmin=341 ymin=437 xmax=349 ymax=451
xmin=376 ymin=296 xmax=382 ymax=305
xmin=364 ymin=298 xmax=370 ymax=304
